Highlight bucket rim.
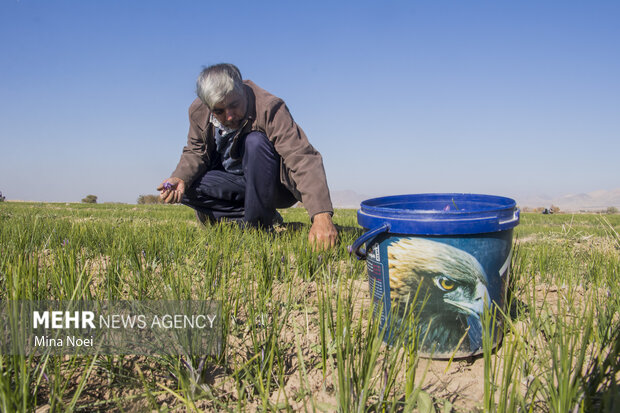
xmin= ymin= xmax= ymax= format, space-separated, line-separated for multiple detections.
xmin=357 ymin=193 xmax=520 ymax=235
xmin=360 ymin=193 xmax=516 ymax=214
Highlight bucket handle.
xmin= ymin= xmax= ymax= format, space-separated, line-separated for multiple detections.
xmin=350 ymin=223 xmax=391 ymax=260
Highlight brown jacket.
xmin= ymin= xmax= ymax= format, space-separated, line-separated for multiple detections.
xmin=171 ymin=80 xmax=333 ymax=219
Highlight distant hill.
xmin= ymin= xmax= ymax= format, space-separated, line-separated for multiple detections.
xmin=332 ymin=188 xmax=620 ymax=212
xmin=517 ymin=188 xmax=620 ymax=212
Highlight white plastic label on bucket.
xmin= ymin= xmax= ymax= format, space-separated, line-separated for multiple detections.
xmin=352 ymin=193 xmax=520 ymax=359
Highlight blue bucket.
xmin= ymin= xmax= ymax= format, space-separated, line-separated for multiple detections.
xmin=352 ymin=193 xmax=520 ymax=358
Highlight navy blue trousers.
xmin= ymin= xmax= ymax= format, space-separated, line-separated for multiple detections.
xmin=182 ymin=132 xmax=297 ymax=226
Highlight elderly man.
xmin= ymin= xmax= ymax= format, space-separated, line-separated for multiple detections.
xmin=158 ymin=63 xmax=338 ymax=249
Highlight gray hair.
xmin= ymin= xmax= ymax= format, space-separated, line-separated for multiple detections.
xmin=195 ymin=63 xmax=244 ymax=108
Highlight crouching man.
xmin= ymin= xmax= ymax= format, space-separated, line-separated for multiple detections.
xmin=158 ymin=63 xmax=338 ymax=250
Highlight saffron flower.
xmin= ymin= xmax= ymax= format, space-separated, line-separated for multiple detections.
xmin=163 ymin=182 xmax=173 ymax=191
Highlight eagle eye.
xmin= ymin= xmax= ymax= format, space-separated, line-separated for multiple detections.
xmin=436 ymin=277 xmax=455 ymax=291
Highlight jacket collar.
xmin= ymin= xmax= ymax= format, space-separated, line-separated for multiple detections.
xmin=243 ymin=82 xmax=256 ymax=127
xmin=229 ymin=82 xmax=256 ymax=159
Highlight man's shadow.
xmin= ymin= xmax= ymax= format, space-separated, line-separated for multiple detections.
xmin=278 ymin=222 xmax=363 ymax=238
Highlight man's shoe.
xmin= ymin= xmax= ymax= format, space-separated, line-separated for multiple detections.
xmin=195 ymin=210 xmax=209 ymax=226
xmin=268 ymin=211 xmax=286 ymax=232
xmin=272 ymin=211 xmax=284 ymax=226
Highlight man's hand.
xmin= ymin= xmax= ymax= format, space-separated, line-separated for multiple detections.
xmin=157 ymin=177 xmax=186 ymax=204
xmin=308 ymin=212 xmax=338 ymax=250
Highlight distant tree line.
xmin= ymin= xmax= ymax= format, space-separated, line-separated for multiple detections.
xmin=521 ymin=205 xmax=561 ymax=214
xmin=80 ymin=194 xmax=166 ymax=204
xmin=76 ymin=194 xmax=168 ymax=204
xmin=137 ymin=194 xmax=163 ymax=204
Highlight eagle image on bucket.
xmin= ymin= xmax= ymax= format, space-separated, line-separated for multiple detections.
xmin=352 ymin=193 xmax=519 ymax=358
xmin=388 ymin=238 xmax=491 ymax=354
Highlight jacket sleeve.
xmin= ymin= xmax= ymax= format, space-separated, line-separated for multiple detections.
xmin=171 ymin=101 xmax=210 ymax=186
xmin=263 ymin=99 xmax=334 ymax=219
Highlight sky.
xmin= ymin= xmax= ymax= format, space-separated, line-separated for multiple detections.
xmin=1 ymin=0 xmax=618 ymax=205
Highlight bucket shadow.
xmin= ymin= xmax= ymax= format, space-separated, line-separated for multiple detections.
xmin=455 ymin=297 xmax=528 ymax=362
xmin=508 ymin=296 xmax=530 ymax=321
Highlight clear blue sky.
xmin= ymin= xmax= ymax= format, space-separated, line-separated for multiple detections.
xmin=1 ymin=0 xmax=618 ymax=204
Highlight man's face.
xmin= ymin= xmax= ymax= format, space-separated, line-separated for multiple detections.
xmin=211 ymin=90 xmax=247 ymax=130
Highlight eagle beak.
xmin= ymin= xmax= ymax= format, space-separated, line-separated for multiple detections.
xmin=472 ymin=282 xmax=491 ymax=315
xmin=445 ymin=282 xmax=490 ymax=318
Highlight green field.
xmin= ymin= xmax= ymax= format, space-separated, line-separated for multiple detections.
xmin=0 ymin=202 xmax=618 ymax=412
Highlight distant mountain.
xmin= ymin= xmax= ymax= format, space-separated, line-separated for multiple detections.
xmin=333 ymin=189 xmax=620 ymax=212
xmin=516 ymin=188 xmax=620 ymax=211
